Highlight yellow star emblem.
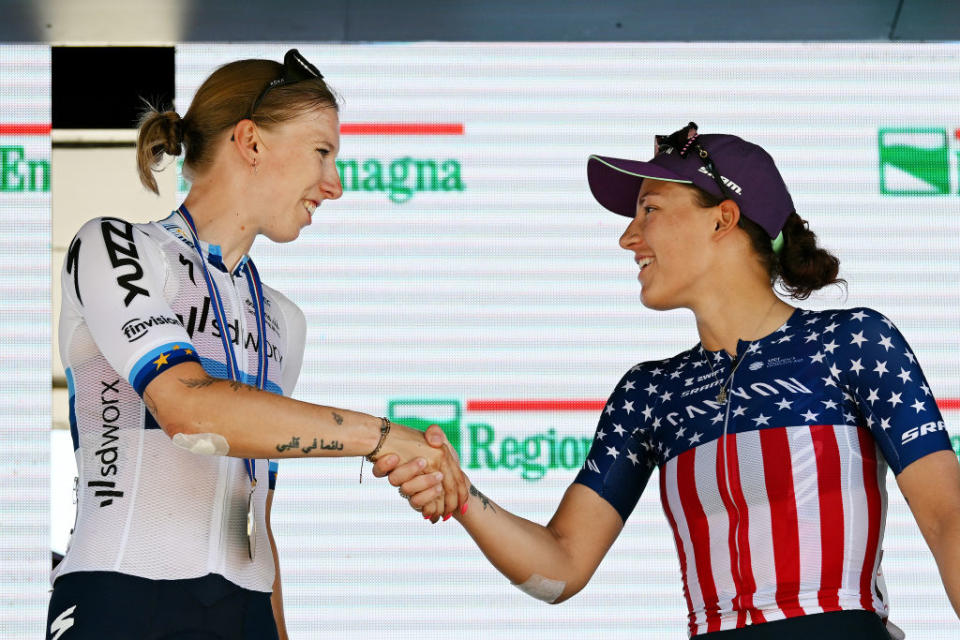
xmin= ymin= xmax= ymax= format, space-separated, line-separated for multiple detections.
xmin=153 ymin=352 xmax=170 ymax=370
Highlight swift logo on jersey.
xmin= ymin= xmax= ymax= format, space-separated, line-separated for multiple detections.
xmin=121 ymin=315 xmax=183 ymax=343
xmin=100 ymin=218 xmax=149 ymax=306
xmin=65 ymin=236 xmax=82 ymax=304
xmin=88 ymin=379 xmax=124 ymax=507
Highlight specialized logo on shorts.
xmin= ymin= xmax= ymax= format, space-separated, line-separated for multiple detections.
xmin=49 ymin=604 xmax=76 ymax=640
xmin=121 ymin=315 xmax=183 ymax=342
xmin=88 ymin=379 xmax=124 ymax=507
xmin=879 ymin=127 xmax=959 ymax=195
xmin=100 ymin=217 xmax=149 ymax=306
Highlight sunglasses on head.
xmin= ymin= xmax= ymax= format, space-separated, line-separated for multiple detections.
xmin=655 ymin=122 xmax=732 ymax=200
xmin=247 ymin=49 xmax=324 ymax=119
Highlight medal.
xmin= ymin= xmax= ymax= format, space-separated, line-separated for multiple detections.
xmin=246 ymin=487 xmax=257 ymax=560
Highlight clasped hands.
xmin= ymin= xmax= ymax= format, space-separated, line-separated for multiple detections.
xmin=369 ymin=424 xmax=466 ymax=523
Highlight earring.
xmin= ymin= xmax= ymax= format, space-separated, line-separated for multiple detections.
xmin=252 ymin=161 xmax=258 ymax=175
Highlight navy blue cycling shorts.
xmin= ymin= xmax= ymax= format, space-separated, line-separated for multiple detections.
xmin=47 ymin=571 xmax=279 ymax=639
xmin=692 ymin=610 xmax=891 ymax=639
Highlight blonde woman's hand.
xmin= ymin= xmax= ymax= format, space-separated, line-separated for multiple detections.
xmin=373 ymin=424 xmax=467 ymax=522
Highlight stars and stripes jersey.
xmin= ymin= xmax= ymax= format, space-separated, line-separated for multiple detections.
xmin=574 ymin=307 xmax=951 ymax=637
xmin=56 ymin=211 xmax=306 ymax=593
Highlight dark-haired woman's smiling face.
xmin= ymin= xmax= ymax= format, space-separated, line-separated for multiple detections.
xmin=619 ymin=179 xmax=720 ymax=311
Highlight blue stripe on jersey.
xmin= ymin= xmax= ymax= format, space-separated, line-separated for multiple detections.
xmin=65 ymin=368 xmax=79 ymax=451
xmin=268 ymin=460 xmax=279 ymax=490
xmin=198 ymin=356 xmax=283 ymax=396
xmin=130 ymin=341 xmax=201 ymax=396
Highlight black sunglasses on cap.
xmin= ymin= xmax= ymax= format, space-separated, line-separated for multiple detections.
xmin=655 ymin=122 xmax=732 ymax=200
xmin=247 ymin=49 xmax=324 ymax=119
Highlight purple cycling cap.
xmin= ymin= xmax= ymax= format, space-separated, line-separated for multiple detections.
xmin=587 ymin=126 xmax=795 ymax=239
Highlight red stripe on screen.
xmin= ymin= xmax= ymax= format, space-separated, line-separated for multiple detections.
xmin=340 ymin=123 xmax=463 ymax=135
xmin=0 ymin=124 xmax=51 ymax=135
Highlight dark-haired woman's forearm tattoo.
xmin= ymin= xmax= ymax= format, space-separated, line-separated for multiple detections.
xmin=469 ymin=484 xmax=496 ymax=513
xmin=332 ymin=411 xmax=344 ymax=425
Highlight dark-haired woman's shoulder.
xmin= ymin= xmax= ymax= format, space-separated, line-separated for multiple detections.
xmin=794 ymin=306 xmax=902 ymax=335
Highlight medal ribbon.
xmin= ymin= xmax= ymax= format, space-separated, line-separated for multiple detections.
xmin=176 ymin=205 xmax=268 ymax=490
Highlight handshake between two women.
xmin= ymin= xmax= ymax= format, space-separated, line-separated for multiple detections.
xmin=370 ymin=424 xmax=471 ymax=523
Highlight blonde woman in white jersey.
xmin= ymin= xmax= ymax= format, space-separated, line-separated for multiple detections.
xmin=48 ymin=50 xmax=463 ymax=640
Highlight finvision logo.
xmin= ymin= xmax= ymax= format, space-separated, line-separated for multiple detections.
xmin=879 ymin=127 xmax=960 ymax=195
xmin=121 ymin=315 xmax=182 ymax=342
xmin=388 ymin=399 xmax=597 ymax=482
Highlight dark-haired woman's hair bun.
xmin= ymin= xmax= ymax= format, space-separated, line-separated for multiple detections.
xmin=775 ymin=212 xmax=844 ymax=299
xmin=136 ymin=107 xmax=184 ymax=195
xmin=690 ymin=186 xmax=845 ymax=299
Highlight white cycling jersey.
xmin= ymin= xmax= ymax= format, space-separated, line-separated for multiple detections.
xmin=56 ymin=209 xmax=306 ymax=592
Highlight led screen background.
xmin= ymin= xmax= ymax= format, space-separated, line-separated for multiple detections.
xmin=0 ymin=44 xmax=50 ymax=637
xmin=31 ymin=42 xmax=960 ymax=638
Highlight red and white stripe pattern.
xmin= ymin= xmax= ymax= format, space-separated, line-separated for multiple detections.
xmin=659 ymin=424 xmax=888 ymax=636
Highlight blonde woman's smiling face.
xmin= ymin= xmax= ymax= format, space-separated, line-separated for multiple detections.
xmin=253 ymin=107 xmax=343 ymax=242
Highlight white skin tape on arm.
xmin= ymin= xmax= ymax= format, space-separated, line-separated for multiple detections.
xmin=513 ymin=574 xmax=565 ymax=603
xmin=172 ymin=432 xmax=230 ymax=456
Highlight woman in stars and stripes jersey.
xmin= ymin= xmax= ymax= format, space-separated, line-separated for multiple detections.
xmin=377 ymin=124 xmax=960 ymax=639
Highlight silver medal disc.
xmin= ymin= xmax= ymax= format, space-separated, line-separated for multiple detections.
xmin=246 ymin=491 xmax=256 ymax=561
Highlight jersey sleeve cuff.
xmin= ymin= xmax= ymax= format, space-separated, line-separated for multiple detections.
xmin=129 ymin=342 xmax=201 ymax=396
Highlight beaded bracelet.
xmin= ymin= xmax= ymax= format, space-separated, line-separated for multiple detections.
xmin=359 ymin=417 xmax=391 ymax=482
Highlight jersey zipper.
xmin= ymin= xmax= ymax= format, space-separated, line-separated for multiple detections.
xmin=721 ymin=363 xmax=744 ymax=621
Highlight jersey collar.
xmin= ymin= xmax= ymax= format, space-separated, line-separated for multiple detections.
xmin=160 ymin=209 xmax=251 ymax=277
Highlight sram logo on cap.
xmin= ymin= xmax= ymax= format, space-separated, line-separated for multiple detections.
xmin=697 ymin=165 xmax=743 ymax=195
